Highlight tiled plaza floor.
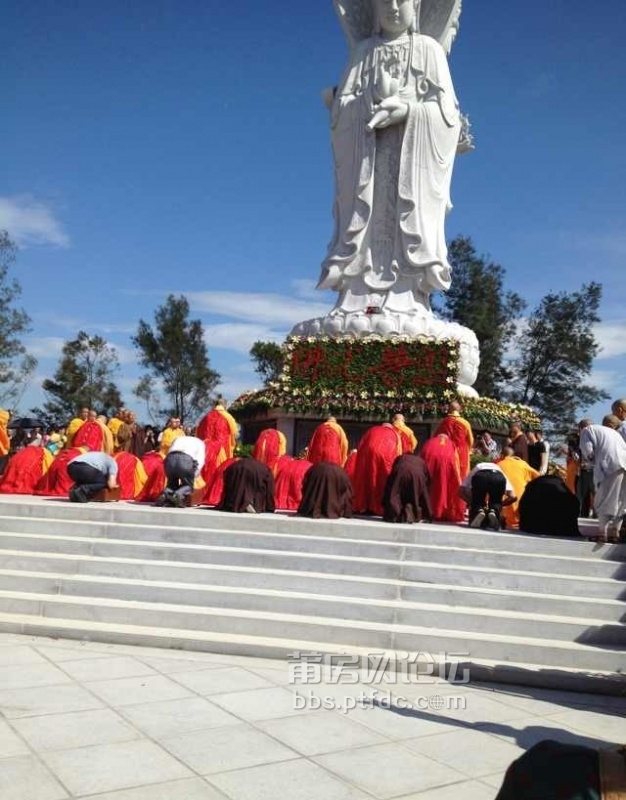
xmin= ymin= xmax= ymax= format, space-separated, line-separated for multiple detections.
xmin=0 ymin=632 xmax=624 ymax=800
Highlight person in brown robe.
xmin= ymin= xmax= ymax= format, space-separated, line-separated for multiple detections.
xmin=297 ymin=462 xmax=353 ymax=519
xmin=382 ymin=454 xmax=432 ymax=524
xmin=218 ymin=457 xmax=275 ymax=513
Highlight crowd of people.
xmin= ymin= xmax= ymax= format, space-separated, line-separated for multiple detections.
xmin=0 ymin=398 xmax=624 ymax=541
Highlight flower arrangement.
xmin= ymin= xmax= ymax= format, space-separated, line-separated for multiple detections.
xmin=230 ymin=336 xmax=540 ymax=430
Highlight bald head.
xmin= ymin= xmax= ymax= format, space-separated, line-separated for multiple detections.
xmin=602 ymin=414 xmax=620 ymax=430
xmin=611 ymin=399 xmax=626 ymax=420
xmin=578 ymin=418 xmax=593 ymax=430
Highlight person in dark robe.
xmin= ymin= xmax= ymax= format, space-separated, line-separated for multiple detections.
xmin=495 ymin=739 xmax=626 ymax=800
xmin=518 ymin=474 xmax=581 ymax=536
xmin=297 ymin=462 xmax=353 ymax=519
xmin=382 ymin=454 xmax=432 ymax=524
xmin=218 ymin=457 xmax=275 ymax=513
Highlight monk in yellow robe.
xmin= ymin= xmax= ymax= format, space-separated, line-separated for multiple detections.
xmin=497 ymin=447 xmax=540 ymax=528
xmin=196 ymin=401 xmax=239 ymax=459
xmin=253 ymin=429 xmax=287 ymax=476
xmin=307 ymin=417 xmax=348 ymax=466
xmin=435 ymin=401 xmax=474 ymax=479
xmin=65 ymin=407 xmax=89 ymax=447
xmin=107 ymin=407 xmax=127 ymax=451
xmin=158 ymin=417 xmax=184 ymax=456
xmin=392 ymin=413 xmax=418 ymax=454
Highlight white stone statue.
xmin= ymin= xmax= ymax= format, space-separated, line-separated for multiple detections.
xmin=292 ymin=0 xmax=480 ymax=393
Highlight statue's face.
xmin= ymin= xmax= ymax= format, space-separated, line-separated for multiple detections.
xmin=374 ymin=0 xmax=414 ymax=35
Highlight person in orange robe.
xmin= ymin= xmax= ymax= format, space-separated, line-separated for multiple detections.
xmin=435 ymin=401 xmax=474 ymax=479
xmin=158 ymin=417 xmax=184 ymax=456
xmin=114 ymin=452 xmax=148 ymax=500
xmin=420 ymin=433 xmax=465 ymax=522
xmin=392 ymin=413 xmax=418 ymax=454
xmin=36 ymin=447 xmax=89 ymax=496
xmin=0 ymin=408 xmax=10 ymax=475
xmin=65 ymin=407 xmax=89 ymax=447
xmin=252 ymin=429 xmax=287 ymax=476
xmin=107 ymin=407 xmax=127 ymax=452
xmin=274 ymin=455 xmax=313 ymax=511
xmin=196 ymin=401 xmax=238 ymax=459
xmin=352 ymin=424 xmax=403 ymax=515
xmin=0 ymin=446 xmax=54 ymax=494
xmin=497 ymin=447 xmax=540 ymax=528
xmin=72 ymin=413 xmax=114 ymax=454
xmin=307 ymin=417 xmax=349 ymax=466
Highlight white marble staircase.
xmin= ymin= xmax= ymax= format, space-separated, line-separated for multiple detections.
xmin=0 ymin=496 xmax=624 ymax=693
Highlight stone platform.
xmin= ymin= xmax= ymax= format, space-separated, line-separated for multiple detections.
xmin=0 ymin=496 xmax=624 ymax=696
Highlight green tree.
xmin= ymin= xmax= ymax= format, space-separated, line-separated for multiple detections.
xmin=507 ymin=282 xmax=608 ymax=433
xmin=250 ymin=340 xmax=284 ymax=385
xmin=436 ymin=236 xmax=525 ymax=398
xmin=0 ymin=231 xmax=37 ymax=405
xmin=132 ymin=294 xmax=220 ymax=422
xmin=39 ymin=331 xmax=122 ymax=420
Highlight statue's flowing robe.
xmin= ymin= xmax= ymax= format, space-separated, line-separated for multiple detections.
xmin=319 ymin=33 xmax=461 ymax=313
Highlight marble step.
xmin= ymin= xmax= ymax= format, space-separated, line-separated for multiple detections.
xmin=0 ymin=590 xmax=622 ymax=673
xmin=0 ymin=531 xmax=622 ymax=583
xmin=0 ymin=571 xmax=622 ymax=647
xmin=0 ymin=546 xmax=622 ymax=602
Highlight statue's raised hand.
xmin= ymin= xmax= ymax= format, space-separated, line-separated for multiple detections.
xmin=367 ymin=95 xmax=409 ymax=130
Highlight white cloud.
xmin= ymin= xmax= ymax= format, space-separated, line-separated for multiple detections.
xmin=559 ymin=230 xmax=626 ymax=258
xmin=594 ymin=321 xmax=626 ymax=360
xmin=24 ymin=336 xmax=67 ymax=360
xmin=187 ymin=290 xmax=331 ymax=326
xmin=32 ymin=313 xmax=135 ymax=336
xmin=204 ymin=323 xmax=285 ymax=354
xmin=0 ymin=195 xmax=70 ymax=248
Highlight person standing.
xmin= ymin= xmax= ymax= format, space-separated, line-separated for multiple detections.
xmin=508 ymin=424 xmax=529 ymax=464
xmin=435 ymin=401 xmax=474 ymax=480
xmin=579 ymin=416 xmax=626 ymax=543
xmin=307 ymin=416 xmax=349 ymax=466
xmin=611 ymin=398 xmax=626 ymax=443
xmin=527 ymin=431 xmax=548 ymax=475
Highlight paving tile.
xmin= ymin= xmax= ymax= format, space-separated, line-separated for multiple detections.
xmin=209 ymin=686 xmax=306 ymax=722
xmin=161 ymin=722 xmax=299 ymax=774
xmin=0 ymin=719 xmax=30 ymax=758
xmin=0 ymin=683 xmax=104 ymax=719
xmin=402 ymin=729 xmax=524 ymax=778
xmin=546 ymin=708 xmax=626 ymax=745
xmin=0 ymin=754 xmax=68 ymax=800
xmin=85 ymin=674 xmax=193 ymax=707
xmin=171 ymin=666 xmax=275 ymax=696
xmin=332 ymin=703 xmax=457 ymax=740
xmin=393 ymin=778 xmax=497 ymax=800
xmin=483 ymin=715 xmax=615 ymax=750
xmin=136 ymin=655 xmax=229 ymax=674
xmin=12 ymin=708 xmax=139 ymax=752
xmin=207 ymin=758 xmax=370 ymax=799
xmin=78 ymin=778 xmax=228 ymax=799
xmin=40 ymin=739 xmax=192 ymax=796
xmin=121 ymin=696 xmax=241 ymax=739
xmin=0 ymin=646 xmax=48 ymax=666
xmin=314 ymin=742 xmax=464 ymax=798
xmin=258 ymin=710 xmax=389 ymax=755
xmin=0 ymin=662 xmax=72 ymax=690
xmin=56 ymin=656 xmax=158 ymax=682
xmin=35 ymin=645 xmax=123 ymax=663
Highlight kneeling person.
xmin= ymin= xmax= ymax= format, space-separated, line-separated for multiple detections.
xmin=67 ymin=451 xmax=119 ymax=502
xmin=460 ymin=461 xmax=516 ymax=530
xmin=157 ymin=435 xmax=205 ymax=507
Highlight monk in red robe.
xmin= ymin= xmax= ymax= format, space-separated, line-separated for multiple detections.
xmin=196 ymin=401 xmax=238 ymax=459
xmin=274 ymin=455 xmax=313 ymax=511
xmin=392 ymin=414 xmax=418 ymax=454
xmin=0 ymin=408 xmax=10 ymax=476
xmin=252 ymin=429 xmax=286 ymax=475
xmin=135 ymin=456 xmax=167 ymax=502
xmin=307 ymin=417 xmax=349 ymax=466
xmin=201 ymin=439 xmax=228 ymax=488
xmin=0 ymin=446 xmax=54 ymax=494
xmin=36 ymin=446 xmax=88 ymax=496
xmin=203 ymin=457 xmax=239 ymax=506
xmin=114 ymin=452 xmax=148 ymax=500
xmin=420 ymin=434 xmax=465 ymax=522
xmin=435 ymin=401 xmax=474 ymax=479
xmin=352 ymin=424 xmax=403 ymax=515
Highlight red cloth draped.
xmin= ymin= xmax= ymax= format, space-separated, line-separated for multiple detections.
xmin=352 ymin=425 xmax=403 ymax=516
xmin=202 ymin=457 xmax=239 ymax=506
xmin=420 ymin=434 xmax=465 ymax=522
xmin=36 ymin=447 xmax=86 ymax=496
xmin=72 ymin=421 xmax=104 ymax=452
xmin=114 ymin=452 xmax=146 ymax=500
xmin=252 ymin=430 xmax=286 ymax=475
xmin=274 ymin=456 xmax=313 ymax=510
xmin=196 ymin=408 xmax=237 ymax=458
xmin=344 ymin=450 xmax=358 ymax=485
xmin=142 ymin=451 xmax=165 ymax=480
xmin=201 ymin=440 xmax=227 ymax=487
xmin=307 ymin=422 xmax=348 ymax=466
xmin=135 ymin=459 xmax=166 ymax=502
xmin=0 ymin=448 xmax=52 ymax=495
xmin=434 ymin=414 xmax=473 ymax=479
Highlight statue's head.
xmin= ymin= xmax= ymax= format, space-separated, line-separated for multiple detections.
xmin=373 ymin=0 xmax=419 ymax=36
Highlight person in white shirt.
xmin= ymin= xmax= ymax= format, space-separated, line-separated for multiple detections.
xmin=155 ymin=435 xmax=206 ymax=508
xmin=579 ymin=417 xmax=626 ymax=542
xmin=611 ymin=398 xmax=626 ymax=444
xmin=459 ymin=462 xmax=516 ymax=531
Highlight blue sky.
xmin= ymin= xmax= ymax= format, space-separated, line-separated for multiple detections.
xmin=2 ymin=0 xmax=625 ymax=427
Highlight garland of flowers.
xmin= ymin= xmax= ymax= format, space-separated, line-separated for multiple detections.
xmin=230 ymin=336 xmax=540 ymax=430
